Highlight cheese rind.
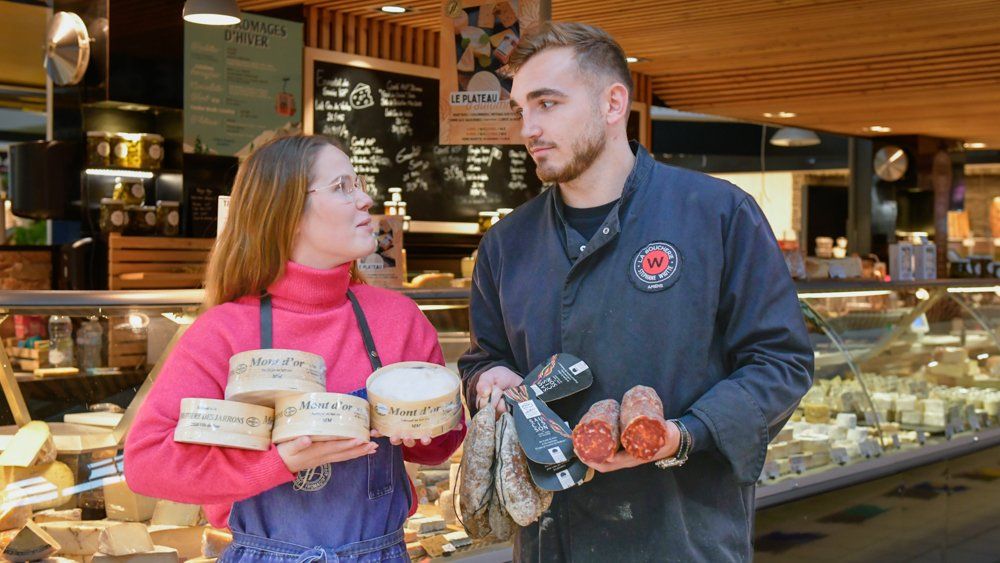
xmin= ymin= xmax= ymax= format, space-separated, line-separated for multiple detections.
xmin=0 ymin=421 xmax=58 ymax=467
xmin=226 ymin=349 xmax=326 ymax=407
xmin=1 ymin=521 xmax=61 ymax=562
xmin=366 ymin=362 xmax=463 ymax=439
xmin=98 ymin=523 xmax=155 ymax=556
xmin=103 ymin=480 xmax=158 ymax=522
xmin=271 ymin=393 xmax=370 ymax=443
xmin=174 ymin=399 xmax=274 ymax=452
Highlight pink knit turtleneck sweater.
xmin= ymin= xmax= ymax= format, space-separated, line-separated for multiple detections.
xmin=123 ymin=261 xmax=466 ymax=528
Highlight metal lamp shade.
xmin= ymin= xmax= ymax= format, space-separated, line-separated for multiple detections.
xmin=770 ymin=127 xmax=821 ymax=147
xmin=183 ymin=0 xmax=241 ymax=25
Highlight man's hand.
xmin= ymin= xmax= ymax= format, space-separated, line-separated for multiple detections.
xmin=582 ymin=420 xmax=680 ymax=473
xmin=474 ymin=365 xmax=522 ymax=415
xmin=369 ymin=428 xmax=432 ymax=448
xmin=277 ymin=436 xmax=376 ymax=474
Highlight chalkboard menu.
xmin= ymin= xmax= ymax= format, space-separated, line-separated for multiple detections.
xmin=311 ymin=59 xmax=542 ymax=222
xmin=182 ymin=153 xmax=238 ymax=237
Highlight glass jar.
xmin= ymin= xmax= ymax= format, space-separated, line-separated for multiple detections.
xmin=128 ymin=206 xmax=157 ymax=236
xmin=396 ymin=201 xmax=407 ymax=217
xmin=497 ymin=207 xmax=513 ymax=220
xmin=99 ymin=198 xmax=128 ymax=237
xmin=388 ymin=187 xmax=403 ymax=203
xmin=478 ymin=211 xmax=499 ymax=233
xmin=86 ymin=132 xmax=112 ymax=168
xmin=384 ymin=201 xmax=399 ymax=216
xmin=111 ymin=133 xmax=143 ymax=169
xmin=113 ymin=178 xmax=145 ymax=206
xmin=140 ymin=134 xmax=164 ymax=170
xmin=156 ymin=200 xmax=180 ymax=236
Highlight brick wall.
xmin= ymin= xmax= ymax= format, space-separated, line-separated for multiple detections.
xmin=0 ymin=249 xmax=53 ymax=290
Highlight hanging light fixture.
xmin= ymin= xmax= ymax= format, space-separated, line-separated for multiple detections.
xmin=769 ymin=127 xmax=820 ymax=147
xmin=183 ymin=0 xmax=241 ymax=25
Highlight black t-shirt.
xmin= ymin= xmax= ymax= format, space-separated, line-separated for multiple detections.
xmin=563 ymin=198 xmax=619 ymax=241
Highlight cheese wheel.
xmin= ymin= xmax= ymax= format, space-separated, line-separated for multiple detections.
xmin=174 ymin=399 xmax=274 ymax=451
xmin=225 ymin=349 xmax=327 ymax=407
xmin=271 ymin=393 xmax=370 ymax=443
xmin=366 ymin=362 xmax=462 ymax=439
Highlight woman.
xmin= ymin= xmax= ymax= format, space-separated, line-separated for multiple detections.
xmin=124 ymin=135 xmax=465 ymax=562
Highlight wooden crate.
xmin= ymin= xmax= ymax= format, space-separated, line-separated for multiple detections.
xmin=108 ymin=316 xmax=148 ymax=368
xmin=108 ymin=234 xmax=213 ymax=290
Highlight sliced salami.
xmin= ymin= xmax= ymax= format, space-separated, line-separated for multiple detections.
xmin=619 ymin=385 xmax=668 ymax=461
xmin=572 ymin=399 xmax=621 ymax=463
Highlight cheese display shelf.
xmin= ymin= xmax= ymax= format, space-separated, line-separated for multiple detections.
xmin=1 ymin=283 xmax=997 ymax=562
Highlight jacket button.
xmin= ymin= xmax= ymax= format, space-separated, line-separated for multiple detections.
xmin=579 ymin=245 xmax=586 ymax=252
xmin=602 ymin=227 xmax=610 ymax=235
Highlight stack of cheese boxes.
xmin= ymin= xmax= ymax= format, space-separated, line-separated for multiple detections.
xmin=0 ymin=421 xmax=234 ymax=563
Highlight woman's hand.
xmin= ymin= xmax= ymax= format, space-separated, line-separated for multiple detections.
xmin=277 ymin=436 xmax=376 ymax=473
xmin=370 ymin=428 xmax=432 ymax=447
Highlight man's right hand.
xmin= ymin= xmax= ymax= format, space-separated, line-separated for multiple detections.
xmin=277 ymin=436 xmax=376 ymax=474
xmin=474 ymin=365 xmax=523 ymax=415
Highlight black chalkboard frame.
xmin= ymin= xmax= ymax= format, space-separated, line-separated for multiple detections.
xmin=304 ymin=47 xmax=542 ymax=234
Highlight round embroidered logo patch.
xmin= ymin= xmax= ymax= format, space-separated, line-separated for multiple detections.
xmin=293 ymin=463 xmax=332 ymax=492
xmin=629 ymin=241 xmax=681 ymax=292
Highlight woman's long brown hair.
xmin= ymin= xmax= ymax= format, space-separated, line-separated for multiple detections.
xmin=203 ymin=134 xmax=363 ymax=308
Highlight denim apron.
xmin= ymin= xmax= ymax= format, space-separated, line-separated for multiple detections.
xmin=219 ymin=291 xmax=411 ymax=563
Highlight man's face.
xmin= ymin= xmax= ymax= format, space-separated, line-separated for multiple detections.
xmin=510 ymin=47 xmax=608 ymax=184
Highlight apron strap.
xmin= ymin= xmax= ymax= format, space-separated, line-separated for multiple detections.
xmin=260 ymin=293 xmax=273 ymax=349
xmin=347 ymin=289 xmax=383 ymax=371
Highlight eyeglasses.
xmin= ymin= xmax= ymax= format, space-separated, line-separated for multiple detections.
xmin=307 ymin=175 xmax=367 ymax=199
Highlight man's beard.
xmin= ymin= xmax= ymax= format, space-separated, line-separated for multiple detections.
xmin=532 ymin=114 xmax=606 ymax=184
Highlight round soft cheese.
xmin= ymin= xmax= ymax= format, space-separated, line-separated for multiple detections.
xmin=226 ymin=349 xmax=327 ymax=407
xmin=366 ymin=362 xmax=462 ymax=439
xmin=272 ymin=392 xmax=370 ymax=443
xmin=174 ymin=398 xmax=274 ymax=451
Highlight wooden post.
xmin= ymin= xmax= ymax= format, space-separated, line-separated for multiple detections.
xmin=334 ymin=11 xmax=344 ymax=52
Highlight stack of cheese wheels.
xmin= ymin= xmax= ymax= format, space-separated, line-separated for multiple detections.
xmin=225 ymin=349 xmax=327 ymax=406
xmin=366 ymin=362 xmax=462 ymax=439
xmin=272 ymin=392 xmax=371 ymax=443
xmin=174 ymin=398 xmax=275 ymax=451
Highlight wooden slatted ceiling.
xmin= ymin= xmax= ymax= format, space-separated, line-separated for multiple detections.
xmin=238 ymin=0 xmax=1000 ymax=147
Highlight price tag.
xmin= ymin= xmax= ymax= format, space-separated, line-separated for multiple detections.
xmin=518 ymin=400 xmax=542 ymax=419
xmin=556 ymin=469 xmax=575 ymax=489
xmin=831 ymin=447 xmax=850 ymax=465
xmin=985 ymin=417 xmax=993 ymax=428
xmin=969 ymin=412 xmax=982 ymax=432
xmin=917 ymin=430 xmax=927 ymax=445
xmin=790 ymin=456 xmax=807 ymax=474
xmin=892 ymin=434 xmax=901 ymax=449
xmin=945 ymin=425 xmax=954 ymax=440
xmin=859 ymin=440 xmax=875 ymax=458
xmin=763 ymin=461 xmax=780 ymax=479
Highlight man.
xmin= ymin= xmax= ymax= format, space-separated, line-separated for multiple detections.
xmin=458 ymin=22 xmax=814 ymax=562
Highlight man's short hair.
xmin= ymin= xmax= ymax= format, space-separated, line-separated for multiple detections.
xmin=506 ymin=22 xmax=633 ymax=100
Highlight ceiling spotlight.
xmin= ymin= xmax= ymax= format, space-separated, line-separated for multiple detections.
xmin=964 ymin=142 xmax=987 ymax=150
xmin=625 ymin=56 xmax=649 ymax=64
xmin=866 ymin=125 xmax=892 ymax=133
xmin=769 ymin=127 xmax=821 ymax=147
xmin=380 ymin=5 xmax=408 ymax=13
xmin=763 ymin=112 xmax=797 ymax=119
xmin=183 ymin=0 xmax=241 ymax=25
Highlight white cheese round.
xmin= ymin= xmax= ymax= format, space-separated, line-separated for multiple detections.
xmin=271 ymin=392 xmax=370 ymax=443
xmin=366 ymin=362 xmax=462 ymax=439
xmin=226 ymin=349 xmax=327 ymax=407
xmin=174 ymin=398 xmax=274 ymax=451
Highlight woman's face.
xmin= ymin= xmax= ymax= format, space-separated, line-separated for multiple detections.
xmin=292 ymin=145 xmax=376 ymax=268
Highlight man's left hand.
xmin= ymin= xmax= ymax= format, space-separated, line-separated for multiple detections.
xmin=583 ymin=420 xmax=681 ymax=473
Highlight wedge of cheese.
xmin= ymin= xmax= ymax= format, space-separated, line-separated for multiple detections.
xmin=38 ymin=521 xmax=114 ymax=555
xmin=0 ymin=421 xmax=58 ymax=467
xmin=98 ymin=523 xmax=155 ymax=556
xmin=1 ymin=461 xmax=76 ymax=510
xmin=104 ymin=480 xmax=157 ymax=522
xmin=200 ymin=528 xmax=231 ymax=558
xmin=150 ymin=501 xmax=202 ymax=527
xmin=147 ymin=525 xmax=204 ymax=560
xmin=91 ymin=546 xmax=178 ymax=563
xmin=1 ymin=521 xmax=61 ymax=562
xmin=0 ymin=503 xmax=31 ymax=531
xmin=34 ymin=508 xmax=83 ymax=523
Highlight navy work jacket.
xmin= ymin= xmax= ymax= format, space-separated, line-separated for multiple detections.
xmin=459 ymin=143 xmax=814 ymax=562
